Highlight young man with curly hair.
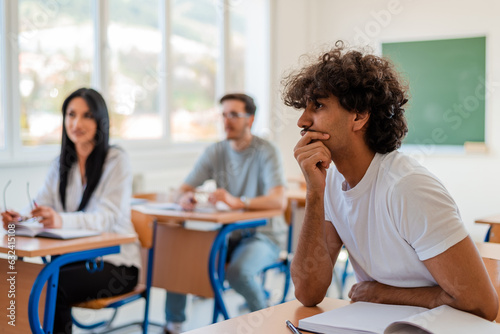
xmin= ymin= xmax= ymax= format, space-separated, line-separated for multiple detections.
xmin=283 ymin=41 xmax=498 ymax=320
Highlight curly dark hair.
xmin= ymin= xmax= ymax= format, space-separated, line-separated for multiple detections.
xmin=282 ymin=41 xmax=409 ymax=154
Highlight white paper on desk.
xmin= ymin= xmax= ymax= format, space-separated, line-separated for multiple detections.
xmin=130 ymin=198 xmax=148 ymax=205
xmin=215 ymin=201 xmax=231 ymax=211
xmin=36 ymin=229 xmax=101 ymax=240
xmin=143 ymin=201 xmax=231 ymax=212
xmin=144 ymin=202 xmax=183 ymax=211
xmin=299 ymin=302 xmax=428 ymax=334
xmin=385 ymin=305 xmax=500 ymax=334
xmin=194 ymin=203 xmax=217 ymax=213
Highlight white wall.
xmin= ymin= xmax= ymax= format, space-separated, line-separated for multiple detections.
xmin=271 ymin=0 xmax=320 ymax=179
xmin=271 ymin=0 xmax=500 ymax=240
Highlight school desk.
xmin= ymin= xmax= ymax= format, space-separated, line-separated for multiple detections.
xmin=475 ymin=214 xmax=500 ymax=242
xmin=133 ymin=204 xmax=283 ymax=323
xmin=284 ymin=189 xmax=306 ymax=225
xmin=0 ymin=232 xmax=136 ymax=334
xmin=184 ymin=297 xmax=349 ymax=334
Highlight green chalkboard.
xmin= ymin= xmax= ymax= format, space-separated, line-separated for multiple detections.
xmin=382 ymin=37 xmax=486 ymax=146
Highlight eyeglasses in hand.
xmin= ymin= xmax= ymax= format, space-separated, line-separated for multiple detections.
xmin=3 ymin=180 xmax=38 ymax=218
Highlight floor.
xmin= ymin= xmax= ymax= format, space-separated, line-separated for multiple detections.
xmin=72 ymin=259 xmax=356 ymax=333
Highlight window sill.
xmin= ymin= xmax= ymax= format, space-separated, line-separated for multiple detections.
xmin=0 ymin=139 xmax=213 ymax=167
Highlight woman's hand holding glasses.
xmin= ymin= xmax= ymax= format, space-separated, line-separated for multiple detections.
xmin=2 ymin=180 xmax=61 ymax=230
xmin=1 ymin=210 xmax=22 ymax=230
xmin=30 ymin=206 xmax=62 ymax=229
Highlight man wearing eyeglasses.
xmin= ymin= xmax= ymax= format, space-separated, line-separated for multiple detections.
xmin=163 ymin=93 xmax=287 ymax=334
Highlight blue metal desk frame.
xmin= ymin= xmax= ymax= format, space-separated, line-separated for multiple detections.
xmin=208 ymin=218 xmax=267 ymax=323
xmin=28 ymin=246 xmax=121 ymax=334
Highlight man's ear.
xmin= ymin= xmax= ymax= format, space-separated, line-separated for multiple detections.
xmin=247 ymin=115 xmax=255 ymax=129
xmin=353 ymin=111 xmax=370 ymax=132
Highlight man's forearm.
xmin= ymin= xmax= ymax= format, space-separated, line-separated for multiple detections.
xmin=244 ymin=186 xmax=286 ymax=210
xmin=350 ymin=281 xmax=492 ymax=319
xmin=350 ymin=282 xmax=446 ymax=308
xmin=245 ymin=194 xmax=286 ymax=210
xmin=291 ymin=191 xmax=337 ymax=306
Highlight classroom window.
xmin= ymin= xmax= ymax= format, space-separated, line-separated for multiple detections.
xmin=18 ymin=0 xmax=93 ymax=146
xmin=170 ymin=0 xmax=220 ymax=143
xmin=0 ymin=19 xmax=3 ymax=151
xmin=0 ymin=79 xmax=3 ymax=150
xmin=0 ymin=0 xmax=270 ymax=160
xmin=108 ymin=0 xmax=162 ymax=140
xmin=227 ymin=0 xmax=270 ymax=135
xmin=228 ymin=1 xmax=246 ymax=92
xmin=0 ymin=1 xmax=3 ymax=152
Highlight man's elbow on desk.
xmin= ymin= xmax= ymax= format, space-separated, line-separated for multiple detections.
xmin=293 ymin=279 xmax=327 ymax=307
xmin=294 ymin=290 xmax=325 ymax=307
xmin=436 ymin=282 xmax=498 ymax=321
xmin=463 ymin=290 xmax=499 ymax=321
xmin=482 ymin=295 xmax=499 ymax=322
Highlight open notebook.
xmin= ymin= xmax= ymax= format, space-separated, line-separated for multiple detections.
xmin=13 ymin=220 xmax=101 ymax=239
xmin=298 ymin=302 xmax=499 ymax=334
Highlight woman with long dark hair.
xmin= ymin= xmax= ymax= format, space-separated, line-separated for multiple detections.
xmin=1 ymin=88 xmax=140 ymax=333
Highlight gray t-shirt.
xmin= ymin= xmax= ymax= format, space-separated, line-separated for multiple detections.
xmin=184 ymin=136 xmax=287 ymax=248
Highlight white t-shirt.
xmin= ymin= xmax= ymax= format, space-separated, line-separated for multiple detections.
xmin=34 ymin=146 xmax=141 ymax=269
xmin=324 ymin=151 xmax=468 ymax=287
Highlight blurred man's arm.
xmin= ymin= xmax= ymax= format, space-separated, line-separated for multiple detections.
xmin=177 ymin=184 xmax=197 ymax=210
xmin=209 ymin=185 xmax=286 ymax=210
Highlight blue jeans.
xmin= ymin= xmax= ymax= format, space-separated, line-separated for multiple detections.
xmin=165 ymin=233 xmax=280 ymax=323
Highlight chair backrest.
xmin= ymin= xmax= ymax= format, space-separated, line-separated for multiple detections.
xmin=476 ymin=242 xmax=500 ymax=322
xmin=131 ymin=209 xmax=156 ymax=249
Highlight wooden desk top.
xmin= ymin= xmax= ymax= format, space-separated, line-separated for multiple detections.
xmin=184 ymin=298 xmax=349 ymax=334
xmin=475 ymin=215 xmax=500 ymax=225
xmin=134 ymin=205 xmax=283 ymax=224
xmin=286 ymin=189 xmax=306 ymax=202
xmin=476 ymin=241 xmax=500 ymax=260
xmin=0 ymin=232 xmax=137 ymax=257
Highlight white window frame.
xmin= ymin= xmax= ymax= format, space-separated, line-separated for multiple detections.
xmin=0 ymin=0 xmax=7 ymax=160
xmin=0 ymin=0 xmax=270 ymax=166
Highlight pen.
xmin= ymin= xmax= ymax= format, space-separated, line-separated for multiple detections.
xmin=286 ymin=320 xmax=302 ymax=334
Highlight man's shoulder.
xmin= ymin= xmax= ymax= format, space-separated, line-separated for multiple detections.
xmin=205 ymin=140 xmax=229 ymax=154
xmin=379 ymin=151 xmax=429 ymax=180
xmin=251 ymin=135 xmax=278 ymax=152
xmin=379 ymin=151 xmax=445 ymax=195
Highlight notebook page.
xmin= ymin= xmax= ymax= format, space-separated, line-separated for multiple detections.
xmin=385 ymin=305 xmax=500 ymax=334
xmin=299 ymin=302 xmax=428 ymax=334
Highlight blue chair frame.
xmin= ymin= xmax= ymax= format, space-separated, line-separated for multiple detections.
xmin=208 ymin=218 xmax=268 ymax=323
xmin=29 ymin=246 xmax=121 ymax=334
xmin=485 ymin=226 xmax=492 ymax=242
xmin=260 ymin=215 xmax=293 ymax=305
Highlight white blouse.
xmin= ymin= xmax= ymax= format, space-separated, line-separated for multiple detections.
xmin=34 ymin=146 xmax=141 ymax=269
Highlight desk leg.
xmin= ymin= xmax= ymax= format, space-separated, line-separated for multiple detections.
xmin=29 ymin=246 xmax=120 ymax=334
xmin=208 ymin=219 xmax=267 ymax=323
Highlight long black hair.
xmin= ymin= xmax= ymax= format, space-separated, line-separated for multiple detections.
xmin=59 ymin=88 xmax=110 ymax=211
